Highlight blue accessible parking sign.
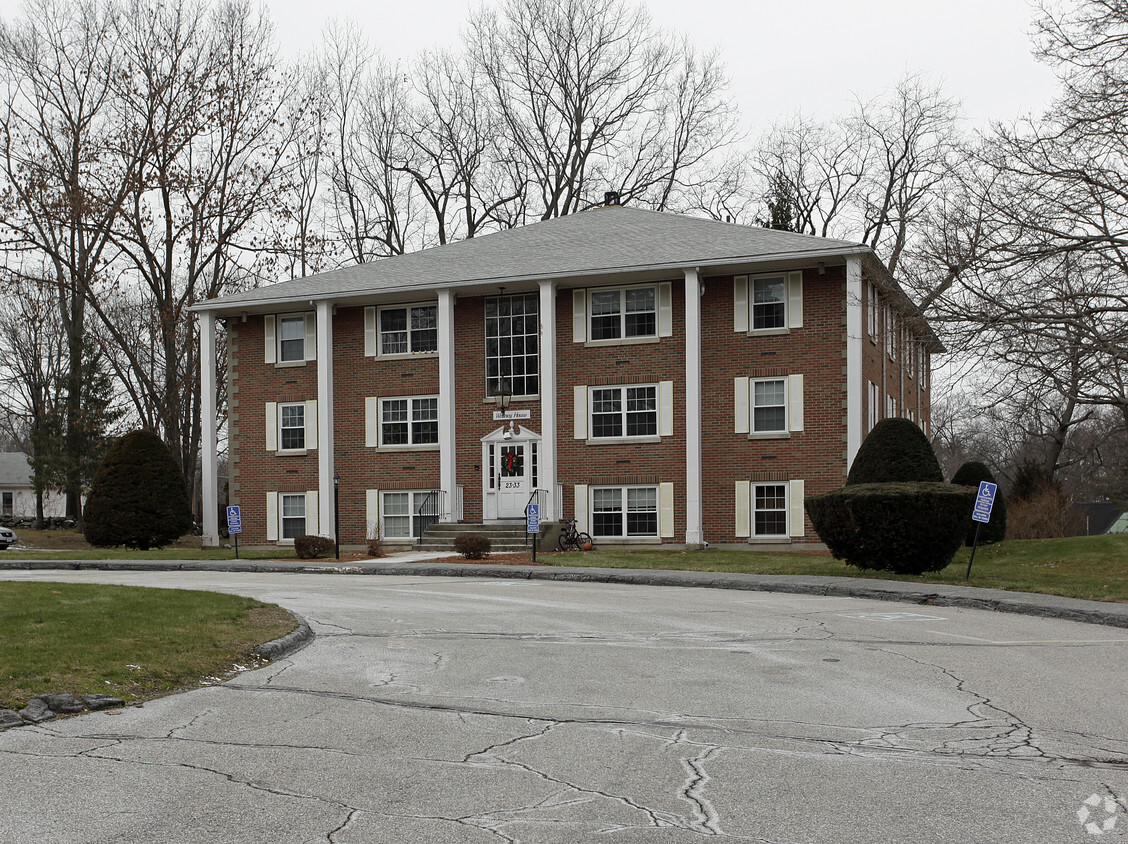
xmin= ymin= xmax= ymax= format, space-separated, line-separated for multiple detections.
xmin=972 ymin=482 xmax=997 ymax=524
xmin=226 ymin=505 xmax=242 ymax=534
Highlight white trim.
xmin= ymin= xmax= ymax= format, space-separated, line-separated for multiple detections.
xmin=787 ymin=374 xmax=804 ymax=432
xmin=659 ymin=482 xmax=674 ymax=538
xmin=659 ymin=380 xmax=674 ymax=437
xmin=539 ymin=280 xmax=558 ymax=521
xmin=316 ymin=301 xmax=334 ymax=538
xmin=588 ymin=383 xmax=662 ymax=440
xmin=658 ymin=282 xmax=673 ymax=337
xmin=584 ymin=283 xmax=663 ymax=342
xmin=572 ymin=289 xmax=586 ymax=343
xmin=438 ymin=289 xmax=456 ymax=520
xmin=200 ymin=311 xmax=218 ymax=546
xmin=307 ymin=490 xmax=320 ymax=537
xmin=735 ymin=481 xmax=751 ymax=538
xmin=846 ymin=257 xmax=864 ymax=468
xmin=752 ymin=482 xmax=789 ymax=539
xmin=684 ymin=267 xmax=703 ymax=545
xmin=304 ymin=313 xmax=317 ymax=362
xmin=265 ymin=402 xmax=278 ymax=451
xmin=734 ymin=377 xmax=750 ymax=434
xmin=574 ymin=484 xmax=589 ymax=533
xmin=266 ymin=492 xmax=278 ymax=541
xmin=366 ymin=489 xmax=380 ymax=539
xmin=305 ymin=399 xmax=318 ymax=447
xmin=573 ymin=385 xmax=588 ymax=439
xmin=750 ymin=377 xmax=788 ymax=435
xmin=364 ymin=397 xmax=378 ymax=447
xmin=364 ymin=306 xmax=377 ymax=356
xmin=787 ymin=271 xmax=803 ymax=328
xmin=376 ymin=301 xmax=439 ymax=357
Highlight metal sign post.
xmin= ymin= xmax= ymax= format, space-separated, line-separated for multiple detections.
xmin=965 ymin=482 xmax=997 ymax=581
xmin=526 ymin=503 xmax=539 ymax=564
xmin=226 ymin=505 xmax=243 ymax=560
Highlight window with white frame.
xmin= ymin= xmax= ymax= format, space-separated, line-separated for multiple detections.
xmin=279 ymin=316 xmax=306 ymax=362
xmin=753 ymin=484 xmax=787 ymax=537
xmin=868 ymin=381 xmax=879 ymax=431
xmin=906 ymin=332 xmax=915 ymax=378
xmin=1 ymin=491 xmax=12 ymax=518
xmin=486 ymin=293 xmax=538 ymax=397
xmin=752 ymin=276 xmax=787 ymax=329
xmin=280 ymin=493 xmax=306 ymax=540
xmin=868 ymin=289 xmax=880 ymax=340
xmin=752 ymin=378 xmax=787 ymax=433
xmin=888 ymin=395 xmax=898 ymax=418
xmin=379 ymin=397 xmax=438 ymax=446
xmin=589 ymin=286 xmax=657 ymax=340
xmin=379 ymin=304 xmax=437 ymax=355
xmin=885 ymin=306 xmax=897 ymax=359
xmin=591 ymin=486 xmax=658 ymax=538
xmin=380 ymin=491 xmax=434 ymax=539
xmin=591 ymin=385 xmax=657 ymax=438
xmin=279 ymin=403 xmax=306 ymax=451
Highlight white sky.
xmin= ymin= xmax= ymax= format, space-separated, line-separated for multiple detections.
xmin=265 ymin=0 xmax=1062 ymax=133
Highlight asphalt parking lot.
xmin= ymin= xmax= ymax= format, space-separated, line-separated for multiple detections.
xmin=1 ymin=569 xmax=1126 ymax=843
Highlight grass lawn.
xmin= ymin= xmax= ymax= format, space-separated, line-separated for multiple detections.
xmin=3 ymin=527 xmax=295 ymax=560
xmin=551 ymin=534 xmax=1128 ymax=603
xmin=0 ymin=582 xmax=297 ymax=711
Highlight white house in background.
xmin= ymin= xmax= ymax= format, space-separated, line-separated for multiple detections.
xmin=0 ymin=452 xmax=67 ymax=520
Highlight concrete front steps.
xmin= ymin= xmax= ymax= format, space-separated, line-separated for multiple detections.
xmin=415 ymin=521 xmax=535 ymax=553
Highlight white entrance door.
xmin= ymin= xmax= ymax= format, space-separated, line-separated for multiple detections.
xmin=495 ymin=441 xmax=530 ymax=518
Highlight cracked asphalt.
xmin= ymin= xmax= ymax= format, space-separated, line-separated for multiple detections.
xmin=1 ymin=569 xmax=1126 ymax=843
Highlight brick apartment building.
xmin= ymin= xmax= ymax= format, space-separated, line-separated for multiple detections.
xmin=194 ymin=206 xmax=939 ymax=549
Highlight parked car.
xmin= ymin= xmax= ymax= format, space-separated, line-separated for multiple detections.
xmin=0 ymin=526 xmax=17 ymax=550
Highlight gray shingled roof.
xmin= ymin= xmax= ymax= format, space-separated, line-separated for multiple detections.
xmin=0 ymin=452 xmax=31 ymax=487
xmin=196 ymin=206 xmax=866 ymax=314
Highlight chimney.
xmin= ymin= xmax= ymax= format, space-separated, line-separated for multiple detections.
xmin=604 ymin=191 xmax=621 ymax=207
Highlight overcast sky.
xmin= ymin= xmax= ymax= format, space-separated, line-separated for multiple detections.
xmin=266 ymin=0 xmax=1061 ymax=133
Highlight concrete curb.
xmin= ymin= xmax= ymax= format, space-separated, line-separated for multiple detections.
xmin=255 ymin=611 xmax=314 ymax=661
xmin=2 ymin=558 xmax=1127 ymax=630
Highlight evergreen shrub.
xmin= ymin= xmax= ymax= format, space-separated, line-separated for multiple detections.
xmin=846 ymin=418 xmax=943 ymax=485
xmin=83 ymin=429 xmax=193 ymax=550
xmin=295 ymin=535 xmax=335 ymax=559
xmin=951 ymin=460 xmax=1007 ymax=545
xmin=805 ymin=483 xmax=975 ymax=573
xmin=453 ymin=534 xmax=491 ymax=560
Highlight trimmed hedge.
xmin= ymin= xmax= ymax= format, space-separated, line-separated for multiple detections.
xmin=846 ymin=418 xmax=943 ymax=485
xmin=453 ymin=534 xmax=491 ymax=560
xmin=805 ymin=483 xmax=975 ymax=573
xmin=295 ymin=535 xmax=335 ymax=559
xmin=83 ymin=429 xmax=193 ymax=550
xmin=951 ymin=460 xmax=1007 ymax=545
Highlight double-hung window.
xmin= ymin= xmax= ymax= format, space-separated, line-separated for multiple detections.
xmin=280 ymin=493 xmax=306 ymax=540
xmin=752 ymin=277 xmax=787 ymax=329
xmin=486 ymin=293 xmax=539 ymax=397
xmin=591 ymin=486 xmax=658 ymax=538
xmin=279 ymin=316 xmax=306 ymax=362
xmin=279 ymin=403 xmax=306 ymax=451
xmin=753 ymin=484 xmax=788 ymax=537
xmin=380 ymin=305 xmax=437 ymax=355
xmin=752 ymin=379 xmax=787 ymax=433
xmin=380 ymin=491 xmax=434 ymax=539
xmin=590 ymin=287 xmax=657 ymax=340
xmin=380 ymin=397 xmax=438 ymax=446
xmin=591 ymin=385 xmax=657 ymax=438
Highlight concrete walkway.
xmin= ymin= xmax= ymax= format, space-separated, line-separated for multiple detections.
xmin=2 ymin=551 xmax=1126 ymax=630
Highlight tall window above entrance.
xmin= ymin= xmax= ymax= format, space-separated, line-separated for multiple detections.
xmin=485 ymin=293 xmax=539 ymax=397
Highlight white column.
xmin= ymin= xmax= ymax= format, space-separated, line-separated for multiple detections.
xmin=539 ymin=280 xmax=557 ymax=519
xmin=438 ymin=289 xmax=457 ymax=520
xmin=316 ymin=301 xmax=335 ymax=538
xmin=200 ymin=311 xmax=219 ymax=547
xmin=846 ymin=256 xmax=864 ymax=469
xmin=684 ymin=268 xmax=703 ymax=546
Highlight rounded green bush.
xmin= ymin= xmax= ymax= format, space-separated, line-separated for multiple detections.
xmin=847 ymin=418 xmax=943 ymax=485
xmin=805 ymin=483 xmax=975 ymax=574
xmin=951 ymin=461 xmax=1007 ymax=545
xmin=453 ymin=533 xmax=491 ymax=560
xmin=295 ymin=535 xmax=335 ymax=559
xmin=83 ymin=429 xmax=193 ymax=550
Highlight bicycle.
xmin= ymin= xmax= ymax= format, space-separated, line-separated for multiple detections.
xmin=558 ymin=518 xmax=594 ymax=551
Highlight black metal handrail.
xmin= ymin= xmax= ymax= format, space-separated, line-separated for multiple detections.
xmin=416 ymin=489 xmax=444 ymax=540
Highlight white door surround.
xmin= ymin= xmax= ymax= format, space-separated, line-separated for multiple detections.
xmin=481 ymin=425 xmax=541 ymax=520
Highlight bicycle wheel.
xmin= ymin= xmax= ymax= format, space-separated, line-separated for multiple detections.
xmin=578 ymin=532 xmax=594 ymax=550
xmin=559 ymin=530 xmax=579 ymax=551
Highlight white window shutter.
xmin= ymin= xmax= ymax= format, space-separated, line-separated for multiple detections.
xmin=789 ymin=479 xmax=805 ymax=537
xmin=574 ymin=386 xmax=588 ymax=439
xmin=658 ymin=282 xmax=673 ymax=337
xmin=364 ymin=307 xmax=377 ymax=357
xmin=264 ymin=315 xmax=276 ymax=364
xmin=266 ymin=493 xmax=278 ymax=541
xmin=735 ymin=481 xmax=751 ymax=538
xmin=304 ymin=312 xmax=316 ymax=361
xmin=306 ymin=491 xmax=319 ymax=536
xmin=733 ymin=275 xmax=749 ymax=332
xmin=788 ymin=272 xmax=803 ymax=328
xmin=365 ymin=397 xmax=378 ymax=447
xmin=659 ymin=381 xmax=674 ymax=437
xmin=734 ymin=377 xmax=750 ymax=434
xmin=572 ymin=289 xmax=587 ymax=342
xmin=306 ymin=400 xmax=318 ymax=448
xmin=574 ymin=484 xmax=589 ymax=533
xmin=659 ymin=482 xmax=674 ymax=538
xmin=265 ymin=402 xmax=277 ymax=451
xmin=788 ymin=374 xmax=804 ymax=432
xmin=366 ymin=489 xmax=380 ymax=540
